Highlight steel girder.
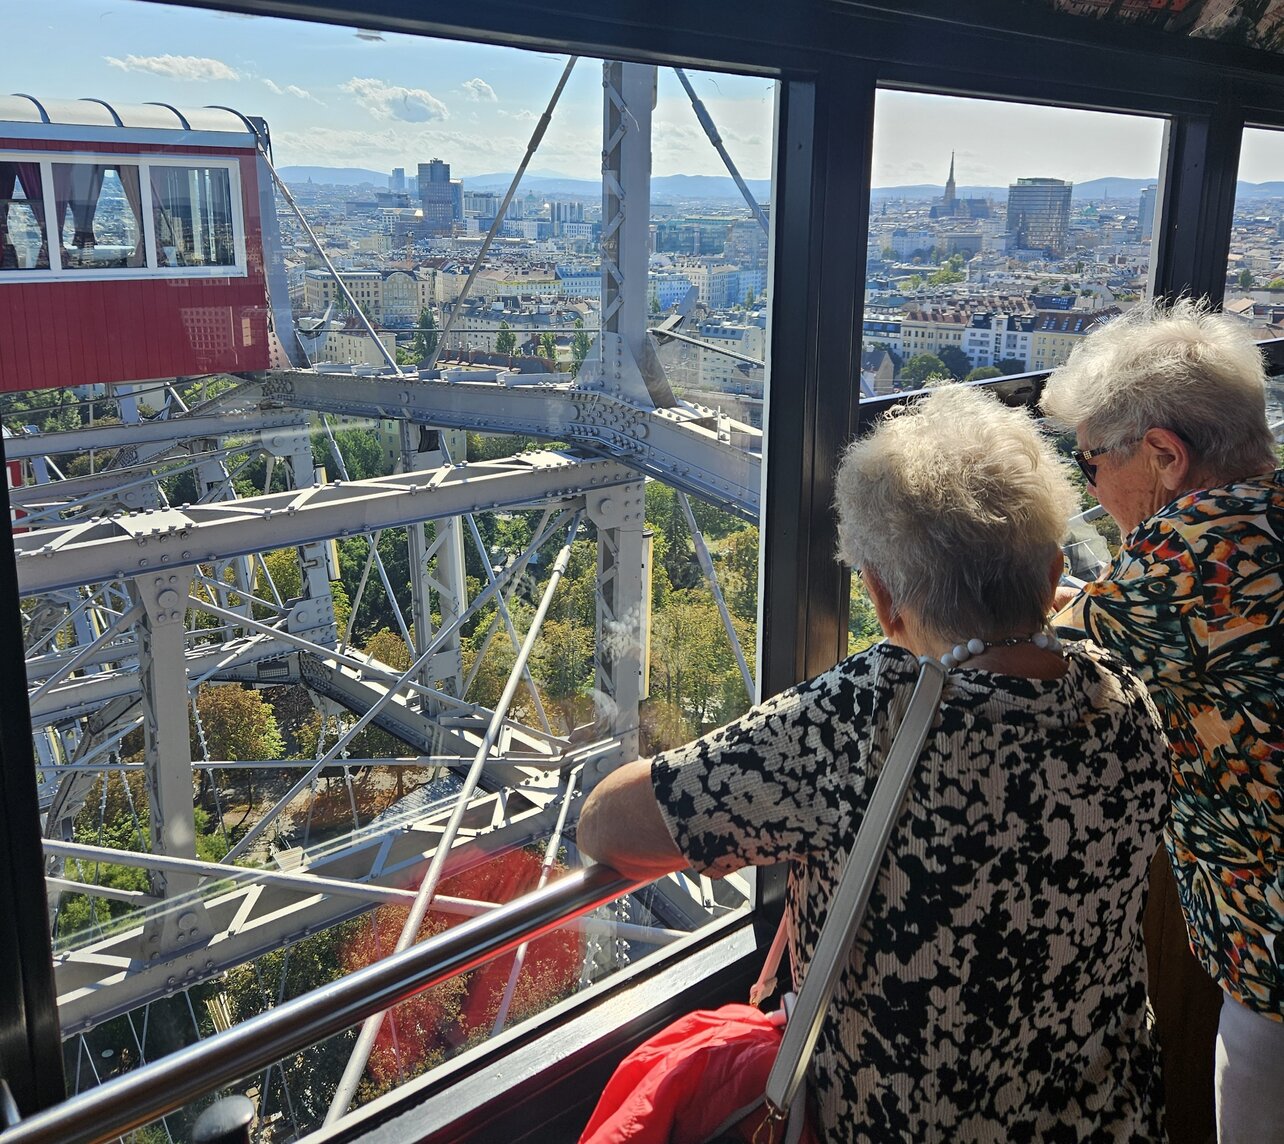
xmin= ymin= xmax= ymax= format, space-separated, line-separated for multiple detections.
xmin=49 ymin=755 xmax=733 ymax=1034
xmin=3 ymin=409 xmax=310 ymax=463
xmin=259 ymin=370 xmax=761 ymax=518
xmin=14 ymin=451 xmax=641 ymax=597
xmin=51 ymin=772 xmax=574 ymax=1032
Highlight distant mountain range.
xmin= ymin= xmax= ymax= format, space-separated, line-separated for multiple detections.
xmin=277 ymin=165 xmax=1284 ymax=201
xmin=873 ymin=177 xmax=1284 ymax=200
xmin=278 ymin=166 xmax=392 ymax=186
xmin=278 ymin=166 xmax=771 ymax=200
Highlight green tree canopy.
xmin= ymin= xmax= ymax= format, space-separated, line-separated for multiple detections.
xmin=191 ymin=683 xmax=285 ymax=763
xmin=411 ymin=307 xmax=439 ymax=362
xmin=538 ymin=331 xmax=558 ymax=359
xmin=900 ymin=353 xmax=951 ymax=387
xmin=996 ymin=357 xmax=1028 ymax=375
xmin=965 ymin=365 xmax=1003 ymax=381
xmin=936 ymin=344 xmax=972 ymax=379
xmin=1237 ymin=268 xmax=1254 ymax=290
xmin=571 ymin=319 xmax=592 ymax=377
xmin=495 ymin=321 xmax=517 ymax=356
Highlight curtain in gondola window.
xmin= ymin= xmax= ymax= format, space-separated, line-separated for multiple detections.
xmin=0 ymin=162 xmax=49 ymax=270
xmin=51 ymin=163 xmax=143 ymax=269
xmin=151 ymin=166 xmax=237 ymax=267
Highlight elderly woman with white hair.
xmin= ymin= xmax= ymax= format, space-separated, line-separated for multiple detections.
xmin=1042 ymin=299 xmax=1283 ymax=1144
xmin=579 ymin=385 xmax=1170 ymax=1142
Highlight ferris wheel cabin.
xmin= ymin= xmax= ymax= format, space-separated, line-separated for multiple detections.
xmin=0 ymin=96 xmax=276 ymax=392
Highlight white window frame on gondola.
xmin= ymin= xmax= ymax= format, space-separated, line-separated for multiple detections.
xmin=0 ymin=149 xmax=248 ymax=282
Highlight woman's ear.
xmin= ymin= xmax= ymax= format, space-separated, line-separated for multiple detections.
xmin=862 ymin=569 xmax=902 ymax=640
xmin=1047 ymin=548 xmax=1065 ymax=595
xmin=1142 ymin=426 xmax=1194 ymax=493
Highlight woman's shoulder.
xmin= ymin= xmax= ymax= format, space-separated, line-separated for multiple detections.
xmin=1061 ymin=639 xmax=1165 ymax=724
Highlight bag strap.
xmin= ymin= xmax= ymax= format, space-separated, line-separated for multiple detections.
xmin=762 ymin=657 xmax=946 ymax=1118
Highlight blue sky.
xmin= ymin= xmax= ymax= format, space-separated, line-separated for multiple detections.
xmin=6 ymin=0 xmax=1284 ymax=186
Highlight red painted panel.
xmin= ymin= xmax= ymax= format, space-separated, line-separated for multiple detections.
xmin=0 ymin=136 xmax=270 ymax=392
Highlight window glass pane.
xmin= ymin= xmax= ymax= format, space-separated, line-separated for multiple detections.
xmin=1226 ymin=127 xmax=1284 ymax=325
xmin=53 ymin=163 xmax=144 ymax=269
xmin=1227 ymin=127 xmax=1284 ymax=456
xmin=152 ymin=165 xmax=237 ymax=267
xmin=855 ymin=91 xmax=1167 ymax=622
xmin=864 ymin=91 xmax=1164 ymax=389
xmin=0 ymin=160 xmax=50 ymax=270
xmin=5 ymin=7 xmax=772 ymax=1134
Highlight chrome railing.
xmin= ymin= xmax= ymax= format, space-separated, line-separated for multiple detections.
xmin=0 ymin=865 xmax=638 ymax=1144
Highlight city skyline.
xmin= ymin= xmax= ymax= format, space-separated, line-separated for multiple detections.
xmin=11 ymin=0 xmax=1284 ymax=187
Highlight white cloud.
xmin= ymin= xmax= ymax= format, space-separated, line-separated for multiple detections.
xmin=262 ymin=78 xmax=324 ymax=105
xmin=340 ymin=76 xmax=447 ymax=123
xmin=499 ymin=108 xmax=538 ymax=122
xmin=461 ymin=77 xmax=497 ymax=102
xmin=271 ymin=124 xmax=541 ymax=170
xmin=104 ymin=54 xmax=239 ymax=82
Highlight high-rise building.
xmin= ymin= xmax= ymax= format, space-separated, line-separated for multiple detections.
xmin=390 ymin=167 xmax=406 ymax=193
xmin=1006 ymin=177 xmax=1073 ymax=256
xmin=1139 ymin=184 xmax=1158 ymax=239
xmin=418 ymin=159 xmax=455 ymax=233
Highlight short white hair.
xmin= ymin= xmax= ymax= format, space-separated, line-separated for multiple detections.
xmin=1041 ymin=298 xmax=1275 ymax=477
xmin=835 ymin=385 xmax=1077 ymax=643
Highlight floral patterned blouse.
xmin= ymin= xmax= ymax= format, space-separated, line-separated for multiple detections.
xmin=1058 ymin=470 xmax=1284 ymax=1021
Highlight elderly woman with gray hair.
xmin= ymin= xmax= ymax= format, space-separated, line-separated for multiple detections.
xmin=1042 ymin=300 xmax=1283 ymax=1144
xmin=580 ymin=385 xmax=1170 ymax=1142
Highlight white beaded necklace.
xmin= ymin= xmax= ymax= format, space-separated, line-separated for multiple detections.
xmin=935 ymin=630 xmax=1062 ymax=670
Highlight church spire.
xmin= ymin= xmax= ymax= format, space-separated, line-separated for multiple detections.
xmin=944 ymin=151 xmax=957 ymax=210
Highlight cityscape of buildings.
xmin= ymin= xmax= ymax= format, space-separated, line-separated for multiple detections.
xmin=282 ymin=148 xmax=1284 ymax=421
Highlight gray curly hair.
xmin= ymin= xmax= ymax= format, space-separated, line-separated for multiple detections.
xmin=835 ymin=384 xmax=1077 ymax=643
xmin=1040 ymin=298 xmax=1275 ymax=479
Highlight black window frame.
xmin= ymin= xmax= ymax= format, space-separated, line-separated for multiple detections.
xmin=3 ymin=0 xmax=1283 ymax=1134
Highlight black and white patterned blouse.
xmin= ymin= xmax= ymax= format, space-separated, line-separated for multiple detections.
xmin=651 ymin=640 xmax=1169 ymax=1142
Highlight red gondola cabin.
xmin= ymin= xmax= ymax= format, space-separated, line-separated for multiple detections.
xmin=0 ymin=95 xmax=274 ymax=392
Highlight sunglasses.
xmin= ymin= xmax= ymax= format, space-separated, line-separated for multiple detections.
xmin=1070 ymin=436 xmax=1141 ymax=484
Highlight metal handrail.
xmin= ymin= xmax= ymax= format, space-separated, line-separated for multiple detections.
xmin=0 ymin=865 xmax=638 ymax=1144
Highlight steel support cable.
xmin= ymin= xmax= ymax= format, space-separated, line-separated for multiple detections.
xmin=218 ymin=509 xmax=577 ymax=863
xmin=46 ymin=839 xmax=418 ymax=907
xmin=341 ymin=527 xmax=381 ymax=653
xmin=325 ymin=511 xmax=584 ymax=1124
xmin=0 ymin=866 xmax=636 ymax=1144
xmin=460 ymin=506 xmax=554 ymax=697
xmin=321 ymin=415 xmax=414 ymax=649
xmin=187 ymin=624 xmax=283 ymax=691
xmin=186 ymin=548 xmax=574 ymax=748
xmin=23 ymin=589 xmax=123 ymax=657
xmin=49 ymin=755 xmax=526 ymax=773
xmin=652 ymin=325 xmax=765 ymax=366
xmin=252 ymin=550 xmax=285 ymax=609
xmin=490 ymin=765 xmax=580 ymax=1035
xmin=677 ymin=493 xmax=754 ymax=700
xmin=259 ymin=153 xmax=404 ymax=377
xmin=180 ymin=595 xmax=569 ymax=754
xmin=190 ymin=571 xmax=282 ymax=615
xmin=672 ymin=68 xmax=769 ymax=235
xmin=25 ymin=603 xmax=142 ymax=709
xmin=464 ymin=512 xmax=552 ymax=735
xmin=426 ymin=56 xmax=578 ymax=372
xmin=186 ymin=596 xmax=468 ymax=714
